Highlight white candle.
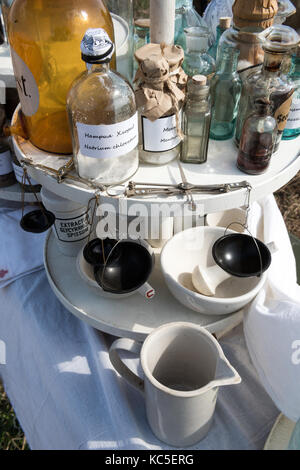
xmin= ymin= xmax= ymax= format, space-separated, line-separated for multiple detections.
xmin=150 ymin=0 xmax=175 ymax=45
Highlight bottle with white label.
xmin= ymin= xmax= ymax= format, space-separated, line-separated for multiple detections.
xmin=283 ymin=45 xmax=300 ymax=140
xmin=41 ymin=188 xmax=92 ymax=257
xmin=0 ymin=140 xmax=15 ymax=188
xmin=67 ymin=28 xmax=138 ymax=185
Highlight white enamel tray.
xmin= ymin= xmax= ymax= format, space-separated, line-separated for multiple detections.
xmin=44 ymin=230 xmax=243 ymax=341
xmin=13 ymin=124 xmax=300 ymax=214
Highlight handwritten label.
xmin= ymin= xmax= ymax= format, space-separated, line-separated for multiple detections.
xmin=142 ymin=114 xmax=181 ymax=152
xmin=54 ymin=210 xmax=91 ymax=243
xmin=76 ymin=113 xmax=138 ymax=159
xmin=285 ymin=95 xmax=300 ymax=130
xmin=0 ymin=149 xmax=13 ymax=175
xmin=10 ymin=48 xmax=40 ymax=117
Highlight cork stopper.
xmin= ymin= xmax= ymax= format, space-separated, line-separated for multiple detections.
xmin=192 ymin=75 xmax=207 ymax=85
xmin=219 ymin=17 xmax=231 ymax=29
xmin=134 ymin=19 xmax=150 ymax=29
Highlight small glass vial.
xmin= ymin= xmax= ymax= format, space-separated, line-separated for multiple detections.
xmin=283 ymin=45 xmax=300 ymax=140
xmin=67 ymin=28 xmax=139 ymax=185
xmin=208 ymin=17 xmax=231 ymax=61
xmin=210 ymin=47 xmax=242 ymax=140
xmin=0 ymin=139 xmax=15 ymax=188
xmin=181 ymin=75 xmax=211 ymax=164
xmin=237 ymin=98 xmax=277 ymax=175
xmin=183 ymin=27 xmax=215 ymax=78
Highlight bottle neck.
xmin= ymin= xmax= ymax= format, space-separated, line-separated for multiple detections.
xmin=216 ymin=25 xmax=226 ymax=42
xmin=262 ymin=51 xmax=285 ymax=77
xmin=87 ymin=62 xmax=110 ymax=73
xmin=217 ymin=51 xmax=239 ymax=74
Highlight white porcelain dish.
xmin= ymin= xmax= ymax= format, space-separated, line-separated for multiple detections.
xmin=161 ymin=226 xmax=268 ymax=316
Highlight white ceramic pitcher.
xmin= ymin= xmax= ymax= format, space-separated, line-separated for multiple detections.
xmin=109 ymin=322 xmax=241 ymax=447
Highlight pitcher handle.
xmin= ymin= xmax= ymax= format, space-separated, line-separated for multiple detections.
xmin=109 ymin=338 xmax=144 ymax=393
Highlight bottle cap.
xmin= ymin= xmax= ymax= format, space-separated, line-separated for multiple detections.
xmin=81 ymin=28 xmax=115 ymax=64
xmin=219 ymin=17 xmax=231 ymax=29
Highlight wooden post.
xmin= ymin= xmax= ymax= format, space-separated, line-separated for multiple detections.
xmin=150 ymin=0 xmax=175 ymax=45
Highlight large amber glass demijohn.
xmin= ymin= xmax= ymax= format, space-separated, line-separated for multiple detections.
xmin=7 ymin=0 xmax=115 ymax=154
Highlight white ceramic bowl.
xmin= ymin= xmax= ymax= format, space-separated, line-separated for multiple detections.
xmin=206 ymin=208 xmax=247 ymax=233
xmin=160 ymin=226 xmax=267 ymax=316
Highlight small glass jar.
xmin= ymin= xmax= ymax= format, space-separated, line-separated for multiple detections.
xmin=12 ymin=152 xmax=41 ymax=193
xmin=237 ymin=98 xmax=277 ymax=175
xmin=183 ymin=27 xmax=215 ymax=78
xmin=181 ymin=75 xmax=211 ymax=164
xmin=67 ymin=28 xmax=139 ymax=185
xmin=0 ymin=140 xmax=15 ymax=187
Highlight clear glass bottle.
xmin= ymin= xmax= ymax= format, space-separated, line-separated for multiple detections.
xmin=183 ymin=27 xmax=216 ymax=78
xmin=67 ymin=28 xmax=138 ymax=185
xmin=8 ymin=0 xmax=114 ymax=155
xmin=283 ymin=46 xmax=300 ymax=140
xmin=181 ymin=75 xmax=211 ymax=164
xmin=235 ymin=26 xmax=300 ymax=151
xmin=133 ymin=19 xmax=150 ymax=77
xmin=208 ymin=17 xmax=231 ymax=61
xmin=237 ymin=98 xmax=277 ymax=175
xmin=210 ymin=47 xmax=242 ymax=140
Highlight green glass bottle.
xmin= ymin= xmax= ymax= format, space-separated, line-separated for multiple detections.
xmin=208 ymin=17 xmax=231 ymax=61
xmin=283 ymin=45 xmax=300 ymax=140
xmin=210 ymin=47 xmax=242 ymax=140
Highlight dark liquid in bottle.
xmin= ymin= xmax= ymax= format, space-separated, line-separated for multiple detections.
xmin=237 ymin=130 xmax=273 ymax=175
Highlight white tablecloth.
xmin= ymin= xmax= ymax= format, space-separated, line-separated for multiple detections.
xmin=0 ymin=267 xmax=279 ymax=450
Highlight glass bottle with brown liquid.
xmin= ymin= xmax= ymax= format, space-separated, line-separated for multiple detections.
xmin=237 ymin=98 xmax=277 ymax=175
xmin=7 ymin=0 xmax=114 ymax=155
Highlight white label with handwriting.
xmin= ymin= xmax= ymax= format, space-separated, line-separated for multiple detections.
xmin=142 ymin=114 xmax=181 ymax=152
xmin=76 ymin=113 xmax=138 ymax=159
xmin=285 ymin=95 xmax=300 ymax=130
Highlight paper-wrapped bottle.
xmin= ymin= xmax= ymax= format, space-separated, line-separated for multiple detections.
xmin=134 ymin=43 xmax=187 ymax=165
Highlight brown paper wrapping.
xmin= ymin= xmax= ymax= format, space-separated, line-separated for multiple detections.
xmin=134 ymin=43 xmax=187 ymax=124
xmin=232 ymin=0 xmax=278 ymax=29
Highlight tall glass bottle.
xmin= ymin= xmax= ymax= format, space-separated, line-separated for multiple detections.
xmin=237 ymin=98 xmax=277 ymax=175
xmin=235 ymin=26 xmax=300 ymax=151
xmin=283 ymin=46 xmax=300 ymax=140
xmin=67 ymin=29 xmax=138 ymax=185
xmin=181 ymin=75 xmax=211 ymax=164
xmin=183 ymin=27 xmax=215 ymax=78
xmin=210 ymin=47 xmax=242 ymax=140
xmin=208 ymin=17 xmax=231 ymax=61
xmin=7 ymin=0 xmax=114 ymax=155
